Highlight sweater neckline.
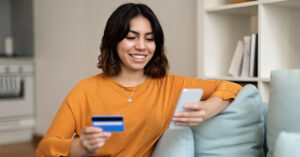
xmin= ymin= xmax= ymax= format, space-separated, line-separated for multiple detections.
xmin=101 ymin=73 xmax=151 ymax=91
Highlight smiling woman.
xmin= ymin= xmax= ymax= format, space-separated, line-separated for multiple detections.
xmin=35 ymin=3 xmax=242 ymax=157
xmin=98 ymin=3 xmax=168 ymax=79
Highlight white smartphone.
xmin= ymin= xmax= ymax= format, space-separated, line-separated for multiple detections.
xmin=174 ymin=88 xmax=203 ymax=112
xmin=169 ymin=88 xmax=203 ymax=128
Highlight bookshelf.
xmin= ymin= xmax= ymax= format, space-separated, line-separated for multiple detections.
xmin=197 ymin=0 xmax=300 ymax=102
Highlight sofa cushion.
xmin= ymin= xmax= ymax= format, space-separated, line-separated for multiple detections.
xmin=151 ymin=127 xmax=194 ymax=157
xmin=192 ymin=84 xmax=265 ymax=157
xmin=273 ymin=132 xmax=300 ymax=157
xmin=267 ymin=69 xmax=300 ymax=157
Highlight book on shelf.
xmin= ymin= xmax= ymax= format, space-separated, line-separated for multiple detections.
xmin=253 ymin=33 xmax=258 ymax=77
xmin=228 ymin=40 xmax=244 ymax=77
xmin=240 ymin=35 xmax=251 ymax=77
xmin=249 ymin=33 xmax=258 ymax=77
xmin=228 ymin=34 xmax=258 ymax=78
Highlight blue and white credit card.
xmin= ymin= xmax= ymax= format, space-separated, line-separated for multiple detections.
xmin=92 ymin=115 xmax=124 ymax=132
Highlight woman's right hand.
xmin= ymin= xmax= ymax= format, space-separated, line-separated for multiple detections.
xmin=80 ymin=127 xmax=111 ymax=154
xmin=69 ymin=127 xmax=111 ymax=157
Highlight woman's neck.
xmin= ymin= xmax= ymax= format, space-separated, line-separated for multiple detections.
xmin=112 ymin=70 xmax=147 ymax=87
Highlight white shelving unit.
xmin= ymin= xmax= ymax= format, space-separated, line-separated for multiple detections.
xmin=197 ymin=0 xmax=300 ymax=102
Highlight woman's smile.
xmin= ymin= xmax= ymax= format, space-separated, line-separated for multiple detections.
xmin=130 ymin=54 xmax=148 ymax=62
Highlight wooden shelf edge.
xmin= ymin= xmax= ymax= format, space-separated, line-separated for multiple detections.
xmin=260 ymin=0 xmax=300 ymax=8
xmin=205 ymin=1 xmax=259 ymax=12
xmin=260 ymin=0 xmax=287 ymax=5
xmin=200 ymin=76 xmax=260 ymax=82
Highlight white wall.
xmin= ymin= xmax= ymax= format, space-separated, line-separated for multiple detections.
xmin=34 ymin=0 xmax=198 ymax=135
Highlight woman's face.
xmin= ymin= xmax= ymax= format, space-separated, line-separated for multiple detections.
xmin=116 ymin=16 xmax=156 ymax=73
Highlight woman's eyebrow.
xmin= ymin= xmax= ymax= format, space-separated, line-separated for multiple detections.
xmin=129 ymin=30 xmax=154 ymax=35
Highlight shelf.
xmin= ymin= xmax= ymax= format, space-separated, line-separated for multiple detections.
xmin=199 ymin=0 xmax=299 ymax=103
xmin=261 ymin=0 xmax=300 ymax=8
xmin=260 ymin=77 xmax=271 ymax=82
xmin=201 ymin=76 xmax=271 ymax=82
xmin=204 ymin=0 xmax=300 ymax=15
xmin=205 ymin=1 xmax=259 ymax=15
xmin=0 ymin=57 xmax=33 ymax=62
xmin=201 ymin=76 xmax=259 ymax=82
xmin=259 ymin=2 xmax=300 ymax=78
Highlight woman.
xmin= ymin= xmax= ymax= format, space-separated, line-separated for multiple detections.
xmin=36 ymin=3 xmax=242 ymax=157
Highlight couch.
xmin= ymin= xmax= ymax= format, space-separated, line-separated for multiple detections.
xmin=152 ymin=69 xmax=300 ymax=157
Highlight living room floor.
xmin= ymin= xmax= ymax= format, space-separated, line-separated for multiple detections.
xmin=0 ymin=140 xmax=38 ymax=157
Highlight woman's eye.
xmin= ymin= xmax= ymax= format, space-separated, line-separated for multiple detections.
xmin=146 ymin=38 xmax=154 ymax=41
xmin=126 ymin=36 xmax=136 ymax=40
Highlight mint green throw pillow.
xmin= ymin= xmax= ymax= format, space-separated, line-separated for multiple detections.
xmin=151 ymin=127 xmax=194 ymax=157
xmin=192 ymin=84 xmax=265 ymax=157
xmin=267 ymin=69 xmax=300 ymax=157
xmin=273 ymin=132 xmax=300 ymax=157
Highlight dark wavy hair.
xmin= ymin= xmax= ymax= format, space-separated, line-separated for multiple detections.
xmin=97 ymin=3 xmax=168 ymax=78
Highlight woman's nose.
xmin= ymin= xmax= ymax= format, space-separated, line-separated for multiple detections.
xmin=136 ymin=38 xmax=146 ymax=50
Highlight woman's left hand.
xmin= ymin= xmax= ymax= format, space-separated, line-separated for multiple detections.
xmin=172 ymin=102 xmax=207 ymax=126
xmin=172 ymin=96 xmax=231 ymax=126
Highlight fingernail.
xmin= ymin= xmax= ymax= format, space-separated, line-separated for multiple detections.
xmin=174 ymin=112 xmax=179 ymax=116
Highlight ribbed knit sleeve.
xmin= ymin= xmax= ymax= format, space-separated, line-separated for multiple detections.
xmin=211 ymin=80 xmax=242 ymax=100
xmin=171 ymin=74 xmax=242 ymax=101
xmin=36 ymin=138 xmax=73 ymax=157
xmin=36 ymin=83 xmax=85 ymax=157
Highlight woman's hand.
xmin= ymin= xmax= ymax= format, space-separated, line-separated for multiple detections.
xmin=79 ymin=127 xmax=111 ymax=154
xmin=69 ymin=127 xmax=111 ymax=157
xmin=172 ymin=96 xmax=231 ymax=126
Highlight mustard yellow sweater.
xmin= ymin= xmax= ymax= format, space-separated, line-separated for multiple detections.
xmin=36 ymin=73 xmax=242 ymax=157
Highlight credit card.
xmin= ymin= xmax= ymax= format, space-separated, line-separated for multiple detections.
xmin=91 ymin=115 xmax=124 ymax=132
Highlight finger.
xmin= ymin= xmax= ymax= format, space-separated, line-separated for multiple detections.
xmin=88 ymin=141 xmax=106 ymax=154
xmin=91 ymin=141 xmax=105 ymax=150
xmin=87 ymin=137 xmax=107 ymax=147
xmin=173 ymin=117 xmax=204 ymax=123
xmin=92 ymin=132 xmax=112 ymax=140
xmin=176 ymin=122 xmax=200 ymax=126
xmin=83 ymin=132 xmax=112 ymax=141
xmin=174 ymin=110 xmax=206 ymax=118
xmin=81 ymin=127 xmax=102 ymax=134
xmin=183 ymin=103 xmax=204 ymax=110
xmin=81 ymin=138 xmax=106 ymax=153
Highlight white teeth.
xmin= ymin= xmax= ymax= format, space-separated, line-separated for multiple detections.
xmin=132 ymin=55 xmax=146 ymax=59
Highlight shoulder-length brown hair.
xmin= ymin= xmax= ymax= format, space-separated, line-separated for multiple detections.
xmin=97 ymin=3 xmax=168 ymax=78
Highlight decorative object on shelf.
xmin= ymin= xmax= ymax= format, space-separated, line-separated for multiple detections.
xmin=4 ymin=37 xmax=14 ymax=56
xmin=229 ymin=0 xmax=256 ymax=4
